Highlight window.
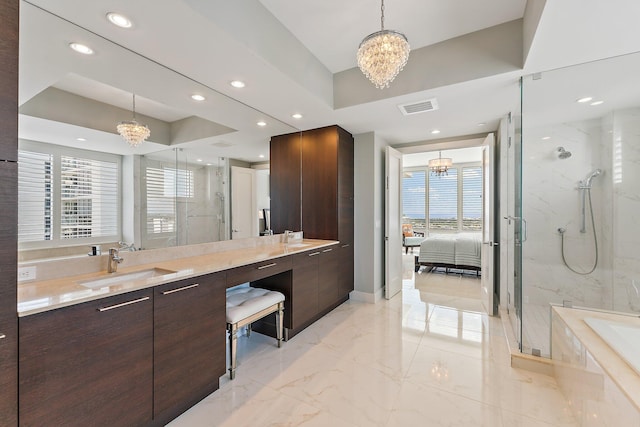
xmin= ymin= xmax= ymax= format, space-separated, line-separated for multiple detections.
xmin=402 ymin=163 xmax=483 ymax=232
xmin=18 ymin=151 xmax=53 ymax=242
xmin=146 ymin=166 xmax=194 ymax=235
xmin=462 ymin=166 xmax=482 ymax=230
xmin=429 ymin=169 xmax=458 ymax=230
xmin=402 ymin=170 xmax=426 ymax=231
xmin=18 ymin=143 xmax=120 ymax=246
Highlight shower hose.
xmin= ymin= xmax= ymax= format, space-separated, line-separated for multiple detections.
xmin=560 ymin=188 xmax=598 ymax=275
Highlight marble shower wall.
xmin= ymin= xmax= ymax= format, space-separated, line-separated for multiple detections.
xmin=522 ymin=118 xmax=609 ymax=311
xmin=520 ymin=107 xmax=640 ymax=354
xmin=610 ymin=108 xmax=640 ymax=314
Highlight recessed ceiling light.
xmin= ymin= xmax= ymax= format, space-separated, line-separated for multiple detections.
xmin=477 ymin=122 xmax=486 ymax=127
xmin=292 ymin=113 xmax=303 ymax=119
xmin=577 ymin=97 xmax=593 ymax=103
xmin=230 ymin=80 xmax=245 ymax=88
xmin=106 ymin=12 xmax=132 ymax=28
xmin=542 ymin=136 xmax=551 ymax=140
xmin=257 ymin=121 xmax=267 ymax=127
xmin=206 ymin=163 xmax=212 ymax=166
xmin=76 ymin=137 xmax=87 ymax=142
xmin=259 ymin=154 xmax=265 ymax=158
xmin=196 ymin=158 xmax=203 ymax=162
xmin=431 ymin=129 xmax=441 ymax=134
xmin=590 ymin=100 xmax=604 ymax=106
xmin=69 ymin=43 xmax=94 ymax=55
xmin=191 ymin=94 xmax=205 ymax=101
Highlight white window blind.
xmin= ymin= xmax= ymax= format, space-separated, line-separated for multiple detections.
xmin=429 ymin=169 xmax=458 ymax=230
xmin=60 ymin=156 xmax=118 ymax=239
xmin=18 ymin=151 xmax=53 ymax=242
xmin=402 ymin=170 xmax=426 ymax=230
xmin=462 ymin=166 xmax=482 ymax=230
xmin=146 ymin=167 xmax=193 ymax=234
xmin=18 ymin=146 xmax=120 ymax=246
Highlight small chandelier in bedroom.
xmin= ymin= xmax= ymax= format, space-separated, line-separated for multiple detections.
xmin=428 ymin=151 xmax=452 ymax=176
xmin=356 ymin=0 xmax=410 ymax=89
xmin=117 ymin=93 xmax=151 ymax=147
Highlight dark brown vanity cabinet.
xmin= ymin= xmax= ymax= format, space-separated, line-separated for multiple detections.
xmin=0 ymin=0 xmax=19 ymax=424
xmin=290 ymin=250 xmax=320 ymax=328
xmin=0 ymin=164 xmax=18 ymax=426
xmin=270 ymin=125 xmax=354 ymax=306
xmin=317 ymin=246 xmax=340 ymax=312
xmin=153 ymin=273 xmax=226 ymax=424
xmin=19 ymin=289 xmax=154 ymax=427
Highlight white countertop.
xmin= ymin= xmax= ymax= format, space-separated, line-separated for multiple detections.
xmin=18 ymin=239 xmax=338 ymax=317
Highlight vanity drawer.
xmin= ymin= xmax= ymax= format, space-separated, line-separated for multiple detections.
xmin=226 ymin=257 xmax=292 ymax=287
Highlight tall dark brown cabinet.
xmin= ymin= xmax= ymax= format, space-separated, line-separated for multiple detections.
xmin=0 ymin=0 xmax=19 ymax=425
xmin=270 ymin=125 xmax=355 ymax=308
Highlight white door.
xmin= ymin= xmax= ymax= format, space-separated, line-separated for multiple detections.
xmin=385 ymin=147 xmax=403 ymax=299
xmin=481 ymin=133 xmax=496 ymax=315
xmin=231 ymin=166 xmax=257 ymax=239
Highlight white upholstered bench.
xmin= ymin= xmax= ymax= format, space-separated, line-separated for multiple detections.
xmin=225 ymin=286 xmax=285 ymax=379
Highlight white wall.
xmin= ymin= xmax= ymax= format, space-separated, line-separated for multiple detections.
xmin=353 ymin=132 xmax=388 ymax=302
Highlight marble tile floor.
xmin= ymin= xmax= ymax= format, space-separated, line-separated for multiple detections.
xmin=169 ymin=257 xmax=577 ymax=427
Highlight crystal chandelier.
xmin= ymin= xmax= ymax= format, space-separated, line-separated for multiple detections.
xmin=357 ymin=0 xmax=410 ymax=89
xmin=117 ymin=93 xmax=150 ymax=147
xmin=428 ymin=151 xmax=453 ymax=176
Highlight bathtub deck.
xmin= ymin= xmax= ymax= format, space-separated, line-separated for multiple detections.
xmin=551 ymin=306 xmax=640 ymax=424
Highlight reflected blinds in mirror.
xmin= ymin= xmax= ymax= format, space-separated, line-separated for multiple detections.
xmin=18 ymin=150 xmax=53 ymax=242
xmin=145 ymin=166 xmax=194 ymax=234
xmin=18 ymin=149 xmax=119 ymax=243
xmin=60 ymin=156 xmax=118 ymax=239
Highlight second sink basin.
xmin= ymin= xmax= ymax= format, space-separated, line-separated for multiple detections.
xmin=286 ymin=243 xmax=311 ymax=249
xmin=78 ymin=268 xmax=177 ymax=289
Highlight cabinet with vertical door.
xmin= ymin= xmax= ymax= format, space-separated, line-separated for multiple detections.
xmin=19 ymin=289 xmax=154 ymax=427
xmin=270 ymin=125 xmax=354 ymax=305
xmin=0 ymin=0 xmax=19 ymax=424
xmin=153 ymin=272 xmax=226 ymax=425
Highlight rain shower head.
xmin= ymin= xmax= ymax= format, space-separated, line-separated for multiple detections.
xmin=557 ymin=147 xmax=572 ymax=159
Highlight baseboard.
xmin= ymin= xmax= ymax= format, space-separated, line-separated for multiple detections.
xmin=350 ymin=288 xmax=384 ymax=303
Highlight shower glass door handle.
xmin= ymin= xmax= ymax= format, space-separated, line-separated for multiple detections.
xmin=504 ymin=216 xmax=527 ymax=243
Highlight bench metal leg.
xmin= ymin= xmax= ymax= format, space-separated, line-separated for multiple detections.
xmin=246 ymin=323 xmax=252 ymax=337
xmin=276 ymin=302 xmax=284 ymax=348
xmin=228 ymin=323 xmax=238 ymax=380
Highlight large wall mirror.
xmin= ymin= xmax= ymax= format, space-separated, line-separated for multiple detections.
xmin=18 ymin=2 xmax=299 ymax=261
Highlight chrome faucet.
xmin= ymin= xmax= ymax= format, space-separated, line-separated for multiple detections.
xmin=284 ymin=230 xmax=293 ymax=243
xmin=107 ymin=248 xmax=124 ymax=273
xmin=118 ymin=241 xmax=137 ymax=251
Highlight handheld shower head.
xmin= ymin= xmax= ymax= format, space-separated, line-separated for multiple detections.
xmin=583 ymin=169 xmax=602 ymax=188
xmin=557 ymin=147 xmax=572 ymax=159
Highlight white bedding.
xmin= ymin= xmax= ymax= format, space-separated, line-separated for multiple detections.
xmin=418 ymin=233 xmax=482 ymax=268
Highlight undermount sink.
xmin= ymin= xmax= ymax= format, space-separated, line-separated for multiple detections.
xmin=78 ymin=268 xmax=177 ymax=289
xmin=286 ymin=242 xmax=311 ymax=248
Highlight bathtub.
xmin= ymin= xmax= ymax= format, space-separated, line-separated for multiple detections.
xmin=584 ymin=317 xmax=640 ymax=376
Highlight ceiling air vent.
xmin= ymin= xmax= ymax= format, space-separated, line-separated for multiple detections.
xmin=211 ymin=141 xmax=234 ymax=148
xmin=398 ymin=98 xmax=439 ymax=116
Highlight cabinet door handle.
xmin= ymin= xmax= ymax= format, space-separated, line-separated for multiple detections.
xmin=98 ymin=296 xmax=150 ymax=312
xmin=162 ymin=283 xmax=199 ymax=295
xmin=0 ymin=334 xmax=5 ymax=340
xmin=257 ymin=263 xmax=277 ymax=270
xmin=322 ymin=248 xmax=333 ymax=253
xmin=341 ymin=244 xmax=350 ymax=248
xmin=308 ymin=252 xmax=320 ymax=257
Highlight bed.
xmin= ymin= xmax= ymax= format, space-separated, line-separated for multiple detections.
xmin=414 ymin=233 xmax=482 ymax=275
